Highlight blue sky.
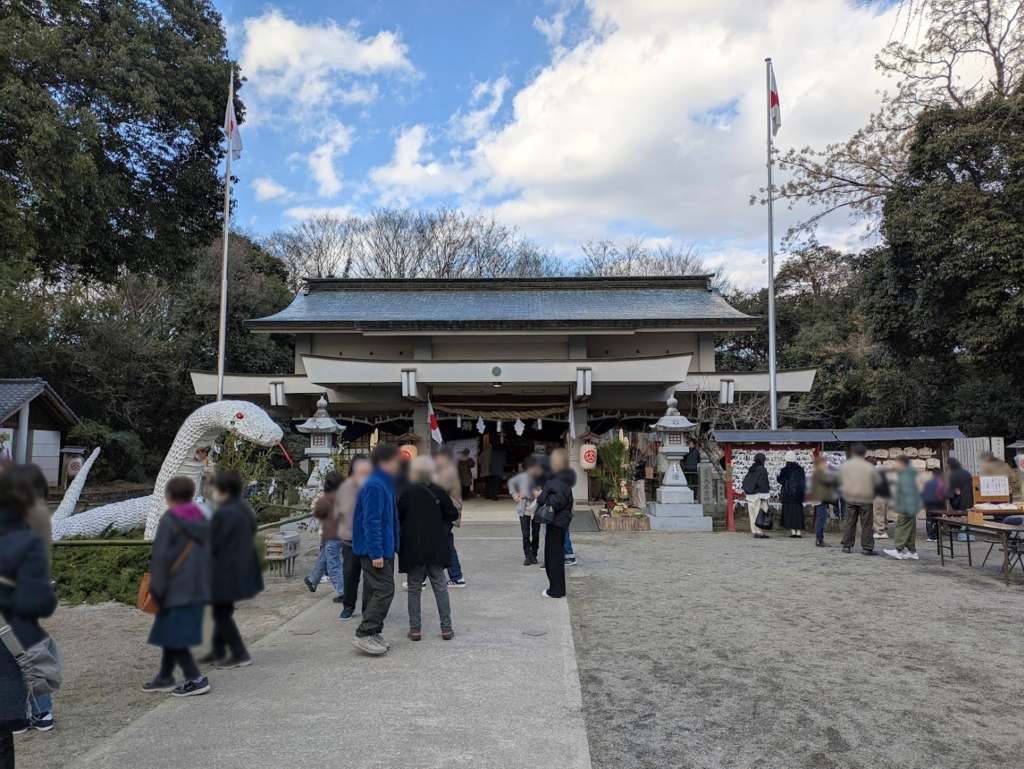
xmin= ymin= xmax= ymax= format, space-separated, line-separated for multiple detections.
xmin=220 ymin=0 xmax=907 ymax=284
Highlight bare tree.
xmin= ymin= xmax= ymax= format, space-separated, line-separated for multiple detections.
xmin=577 ymin=236 xmax=731 ymax=290
xmin=761 ymin=0 xmax=1024 ymax=243
xmin=263 ymin=212 xmax=359 ymax=290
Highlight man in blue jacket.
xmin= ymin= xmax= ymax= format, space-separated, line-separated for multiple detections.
xmin=351 ymin=442 xmax=402 ymax=655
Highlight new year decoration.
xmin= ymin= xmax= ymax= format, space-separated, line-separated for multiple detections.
xmin=476 ymin=417 xmax=485 ymax=434
xmin=514 ymin=418 xmax=525 ymax=436
xmin=53 ymin=401 xmax=284 ymax=540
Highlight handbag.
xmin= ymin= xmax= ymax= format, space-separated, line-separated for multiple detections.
xmin=137 ymin=540 xmax=195 ymax=614
xmin=754 ymin=502 xmax=774 ymax=531
xmin=534 ymin=504 xmax=556 ymax=525
xmin=0 ymin=577 xmax=63 ymax=698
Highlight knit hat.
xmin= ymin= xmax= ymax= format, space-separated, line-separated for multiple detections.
xmin=785 ymin=451 xmax=797 ymax=462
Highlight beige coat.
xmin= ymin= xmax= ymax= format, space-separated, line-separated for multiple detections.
xmin=333 ymin=476 xmax=361 ymax=543
xmin=435 ymin=461 xmax=463 ymax=526
xmin=839 ymin=456 xmax=877 ymax=504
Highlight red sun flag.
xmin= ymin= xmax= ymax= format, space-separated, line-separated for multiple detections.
xmin=427 ymin=395 xmax=443 ymax=444
xmin=769 ymin=66 xmax=781 ymax=137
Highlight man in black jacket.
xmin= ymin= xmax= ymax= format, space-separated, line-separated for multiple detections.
xmin=202 ymin=470 xmax=264 ymax=669
xmin=947 ymin=458 xmax=975 ymax=512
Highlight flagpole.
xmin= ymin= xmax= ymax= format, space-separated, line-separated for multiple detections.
xmin=765 ymin=57 xmax=779 ymax=431
xmin=216 ymin=72 xmax=234 ymax=402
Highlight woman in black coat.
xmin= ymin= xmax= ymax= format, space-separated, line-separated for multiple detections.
xmin=777 ymin=452 xmax=808 ymax=537
xmin=0 ymin=469 xmax=57 ymax=765
xmin=742 ymin=452 xmax=772 ymax=539
xmin=534 ymin=448 xmax=576 ymax=599
xmin=201 ymin=469 xmax=263 ymax=668
xmin=398 ymin=456 xmax=459 ymax=641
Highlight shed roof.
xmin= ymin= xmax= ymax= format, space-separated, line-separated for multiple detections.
xmin=833 ymin=427 xmax=965 ymax=442
xmin=712 ymin=429 xmax=838 ymax=444
xmin=246 ymin=277 xmax=756 ymax=332
xmin=0 ymin=379 xmax=78 ymax=430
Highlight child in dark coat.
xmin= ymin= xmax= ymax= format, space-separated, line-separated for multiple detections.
xmin=398 ymin=456 xmax=459 ymax=641
xmin=143 ymin=475 xmax=212 ymax=697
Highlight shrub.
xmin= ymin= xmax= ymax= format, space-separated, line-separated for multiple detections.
xmin=68 ymin=419 xmax=146 ymax=483
xmin=51 ymin=527 xmax=151 ymax=606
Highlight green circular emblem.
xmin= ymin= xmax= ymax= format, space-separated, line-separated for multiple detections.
xmin=491 ymin=366 xmax=502 ymax=377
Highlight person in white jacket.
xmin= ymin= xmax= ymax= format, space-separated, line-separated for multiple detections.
xmin=508 ymin=457 xmax=541 ymax=565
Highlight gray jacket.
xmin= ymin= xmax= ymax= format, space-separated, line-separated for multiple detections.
xmin=508 ymin=471 xmax=535 ymax=516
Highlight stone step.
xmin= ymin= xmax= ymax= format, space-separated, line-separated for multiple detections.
xmin=649 ymin=516 xmax=714 ymax=532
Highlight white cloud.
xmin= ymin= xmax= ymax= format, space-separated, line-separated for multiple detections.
xmin=307 ymin=120 xmax=355 ymax=197
xmin=369 ymin=125 xmax=479 ymax=203
xmin=448 ymin=77 xmax=512 ymax=141
xmin=283 ymin=205 xmax=353 ymax=220
xmin=368 ymin=0 xmax=904 ymax=285
xmin=533 ymin=9 xmax=568 ymax=46
xmin=251 ymin=176 xmax=295 ymax=202
xmin=239 ymin=9 xmax=415 ymax=124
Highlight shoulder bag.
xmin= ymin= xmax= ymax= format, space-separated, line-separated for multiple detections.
xmin=137 ymin=540 xmax=195 ymax=614
xmin=0 ymin=575 xmax=63 ymax=698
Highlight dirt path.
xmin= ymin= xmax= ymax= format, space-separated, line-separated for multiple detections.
xmin=567 ymin=528 xmax=1024 ymax=768
xmin=15 ymin=534 xmax=326 ymax=769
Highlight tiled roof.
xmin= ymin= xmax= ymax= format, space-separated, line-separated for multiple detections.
xmin=0 ymin=379 xmax=78 ymax=428
xmin=247 ymin=277 xmax=756 ymax=331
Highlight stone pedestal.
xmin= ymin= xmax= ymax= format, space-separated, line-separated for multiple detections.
xmin=647 ymin=483 xmax=713 ymax=532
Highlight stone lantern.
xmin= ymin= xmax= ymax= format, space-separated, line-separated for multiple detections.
xmin=647 ymin=396 xmax=712 ymax=531
xmin=295 ymin=395 xmax=343 ymax=494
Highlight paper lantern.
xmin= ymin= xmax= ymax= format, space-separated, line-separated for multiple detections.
xmin=400 ymin=444 xmax=418 ymax=461
xmin=580 ymin=443 xmax=598 ymax=470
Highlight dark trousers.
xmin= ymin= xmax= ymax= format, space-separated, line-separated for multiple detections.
xmin=485 ymin=475 xmax=502 ymax=500
xmin=158 ymin=647 xmax=200 ymax=681
xmin=461 ymin=484 xmax=473 ymax=499
xmin=1 ymin=723 xmax=13 ymax=769
xmin=341 ymin=542 xmax=370 ymax=614
xmin=520 ymin=516 xmax=540 ymax=556
xmin=925 ymin=504 xmax=944 ymax=539
xmin=355 ymin=556 xmax=395 ymax=638
xmin=545 ymin=525 xmax=567 ymax=598
xmin=842 ymin=502 xmax=875 ymax=551
xmin=446 ymin=523 xmax=464 ymax=581
xmin=212 ymin=602 xmax=247 ymax=659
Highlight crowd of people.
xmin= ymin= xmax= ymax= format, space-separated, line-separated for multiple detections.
xmin=0 ymin=462 xmax=265 ymax=766
xmin=741 ymin=444 xmax=1017 ymax=560
xmin=303 ymin=442 xmax=579 ymax=657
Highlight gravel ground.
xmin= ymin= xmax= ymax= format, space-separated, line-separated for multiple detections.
xmin=15 ymin=533 xmax=326 ymax=769
xmin=567 ymin=525 xmax=1024 ymax=769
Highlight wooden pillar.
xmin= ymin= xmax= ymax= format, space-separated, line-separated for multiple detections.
xmin=725 ymin=443 xmax=735 ymax=532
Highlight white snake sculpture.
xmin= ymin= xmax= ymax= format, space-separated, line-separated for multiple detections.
xmin=52 ymin=400 xmax=285 ymax=540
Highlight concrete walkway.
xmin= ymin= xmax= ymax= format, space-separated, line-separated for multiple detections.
xmin=73 ymin=524 xmax=591 ymax=769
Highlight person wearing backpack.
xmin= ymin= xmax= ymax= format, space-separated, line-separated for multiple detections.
xmin=142 ymin=476 xmax=213 ymax=697
xmin=0 ymin=467 xmax=57 ymax=766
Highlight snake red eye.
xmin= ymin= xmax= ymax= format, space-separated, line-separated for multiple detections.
xmin=236 ymin=412 xmax=244 ymax=419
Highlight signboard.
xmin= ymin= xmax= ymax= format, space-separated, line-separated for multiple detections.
xmin=974 ymin=474 xmax=1011 ymax=504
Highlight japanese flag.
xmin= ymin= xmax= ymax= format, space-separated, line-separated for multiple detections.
xmin=224 ymin=81 xmax=243 ymax=161
xmin=769 ymin=67 xmax=781 ymax=137
xmin=427 ymin=395 xmax=443 ymax=444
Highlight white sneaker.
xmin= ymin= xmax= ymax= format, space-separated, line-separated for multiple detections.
xmin=883 ymin=548 xmax=904 ymax=560
xmin=874 ymin=532 xmax=889 ymax=539
xmin=903 ymin=550 xmax=919 ymax=560
xmin=319 ymin=576 xmax=331 ymax=584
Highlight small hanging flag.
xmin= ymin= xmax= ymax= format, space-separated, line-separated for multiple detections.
xmin=476 ymin=417 xmax=485 ymax=434
xmin=536 ymin=418 xmax=543 ymax=430
xmin=514 ymin=418 xmax=525 ymax=436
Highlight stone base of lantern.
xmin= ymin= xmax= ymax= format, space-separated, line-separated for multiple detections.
xmin=647 ymin=484 xmax=713 ymax=532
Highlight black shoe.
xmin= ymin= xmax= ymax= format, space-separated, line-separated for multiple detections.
xmin=142 ymin=676 xmax=177 ymax=693
xmin=564 ymin=556 xmax=577 ymax=566
xmin=10 ymin=719 xmax=28 ymax=735
xmin=303 ymin=576 xmax=316 ymax=593
xmin=197 ymin=650 xmax=225 ymax=665
xmin=216 ymin=654 xmax=252 ymax=669
xmin=339 ymin=608 xmax=355 ymax=620
xmin=332 ymin=595 xmax=344 ymax=603
xmin=171 ymin=676 xmax=211 ymax=697
xmin=842 ymin=547 xmax=852 ymax=553
xmin=862 ymin=550 xmax=878 ymax=556
xmin=524 ymin=556 xmax=532 ymax=566
xmin=529 ymin=554 xmax=539 ymax=565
